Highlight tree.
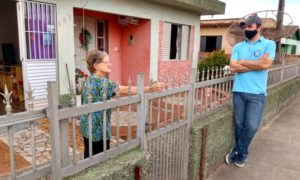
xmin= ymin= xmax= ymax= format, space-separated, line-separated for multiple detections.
xmin=276 ymin=0 xmax=285 ymax=64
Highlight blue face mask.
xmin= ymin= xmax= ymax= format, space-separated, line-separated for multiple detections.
xmin=245 ymin=29 xmax=258 ymax=40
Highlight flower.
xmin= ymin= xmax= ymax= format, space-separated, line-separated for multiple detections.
xmin=75 ymin=68 xmax=88 ymax=95
xmin=79 ymin=28 xmax=92 ymax=51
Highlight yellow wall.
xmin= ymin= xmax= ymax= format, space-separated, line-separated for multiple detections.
xmin=200 ymin=26 xmax=233 ymax=54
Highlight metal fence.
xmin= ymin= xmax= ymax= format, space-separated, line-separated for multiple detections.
xmin=268 ymin=63 xmax=300 ymax=88
xmin=0 ymin=111 xmax=52 ymax=180
xmin=0 ymin=62 xmax=300 ymax=180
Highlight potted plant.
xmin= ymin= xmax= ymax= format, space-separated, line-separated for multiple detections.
xmin=75 ymin=68 xmax=88 ymax=106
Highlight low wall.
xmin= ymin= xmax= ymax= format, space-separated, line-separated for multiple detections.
xmin=188 ymin=77 xmax=300 ymax=180
xmin=65 ymin=149 xmax=151 ymax=180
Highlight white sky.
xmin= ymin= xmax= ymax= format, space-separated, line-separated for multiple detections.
xmin=201 ymin=0 xmax=300 ymax=26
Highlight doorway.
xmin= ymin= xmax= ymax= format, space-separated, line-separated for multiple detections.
xmin=0 ymin=0 xmax=25 ymax=115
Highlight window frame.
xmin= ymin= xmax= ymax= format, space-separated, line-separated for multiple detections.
xmin=162 ymin=22 xmax=190 ymax=61
xmin=96 ymin=20 xmax=108 ymax=52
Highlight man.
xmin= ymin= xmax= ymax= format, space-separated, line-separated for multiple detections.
xmin=225 ymin=15 xmax=276 ymax=168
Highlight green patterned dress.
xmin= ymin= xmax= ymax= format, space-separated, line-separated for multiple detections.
xmin=79 ymin=75 xmax=117 ymax=142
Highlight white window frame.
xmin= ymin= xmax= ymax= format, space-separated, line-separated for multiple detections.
xmin=96 ymin=20 xmax=107 ymax=52
xmin=162 ymin=22 xmax=190 ymax=61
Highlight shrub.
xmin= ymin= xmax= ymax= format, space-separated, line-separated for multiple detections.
xmin=197 ymin=50 xmax=230 ymax=81
xmin=197 ymin=50 xmax=229 ymax=71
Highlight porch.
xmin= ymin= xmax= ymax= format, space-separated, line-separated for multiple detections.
xmin=73 ymin=8 xmax=151 ymax=85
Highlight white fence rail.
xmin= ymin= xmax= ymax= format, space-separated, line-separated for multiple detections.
xmin=0 ymin=110 xmax=52 ymax=180
xmin=0 ymin=62 xmax=300 ymax=179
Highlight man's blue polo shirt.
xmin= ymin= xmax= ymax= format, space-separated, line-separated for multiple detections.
xmin=231 ymin=36 xmax=276 ymax=95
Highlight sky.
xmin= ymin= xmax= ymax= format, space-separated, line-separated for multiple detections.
xmin=201 ymin=0 xmax=300 ymax=26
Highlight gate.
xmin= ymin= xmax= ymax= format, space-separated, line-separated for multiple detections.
xmin=144 ymin=86 xmax=192 ymax=180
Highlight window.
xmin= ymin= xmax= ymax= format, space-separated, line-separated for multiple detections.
xmin=97 ymin=20 xmax=108 ymax=52
xmin=291 ymin=45 xmax=296 ymax=54
xmin=24 ymin=2 xmax=57 ymax=60
xmin=162 ymin=22 xmax=190 ymax=60
xmin=200 ymin=36 xmax=222 ymax=52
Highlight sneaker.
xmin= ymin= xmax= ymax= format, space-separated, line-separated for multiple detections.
xmin=234 ymin=155 xmax=248 ymax=168
xmin=225 ymin=147 xmax=237 ymax=164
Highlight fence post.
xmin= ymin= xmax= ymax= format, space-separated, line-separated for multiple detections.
xmin=280 ymin=65 xmax=285 ymax=82
xmin=187 ymin=83 xmax=195 ymax=124
xmin=190 ymin=68 xmax=197 ymax=83
xmin=136 ymin=74 xmax=146 ymax=150
xmin=47 ymin=81 xmax=62 ymax=180
xmin=60 ymin=112 xmax=70 ymax=167
xmin=182 ymin=83 xmax=195 ymax=179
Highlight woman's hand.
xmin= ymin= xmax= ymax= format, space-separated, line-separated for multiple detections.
xmin=150 ymin=82 xmax=167 ymax=92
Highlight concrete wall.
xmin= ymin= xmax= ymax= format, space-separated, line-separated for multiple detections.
xmin=66 ymin=149 xmax=152 ymax=180
xmin=188 ymin=77 xmax=300 ymax=179
xmin=200 ymin=26 xmax=232 ymax=54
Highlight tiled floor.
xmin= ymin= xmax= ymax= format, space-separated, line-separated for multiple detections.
xmin=0 ymin=118 xmax=85 ymax=177
xmin=0 ymin=140 xmax=31 ymax=176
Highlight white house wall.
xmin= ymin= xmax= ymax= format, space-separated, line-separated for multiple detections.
xmin=40 ymin=0 xmax=200 ymax=94
xmin=281 ymin=38 xmax=300 ymax=55
xmin=74 ymin=16 xmax=96 ymax=76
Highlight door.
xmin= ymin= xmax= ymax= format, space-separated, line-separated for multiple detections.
xmin=17 ymin=0 xmax=58 ymax=110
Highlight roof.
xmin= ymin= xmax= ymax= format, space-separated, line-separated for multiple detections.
xmin=146 ymin=0 xmax=225 ymax=15
xmin=201 ymin=18 xmax=240 ymax=27
xmin=200 ymin=18 xmax=277 ymax=28
xmin=201 ymin=18 xmax=299 ymax=39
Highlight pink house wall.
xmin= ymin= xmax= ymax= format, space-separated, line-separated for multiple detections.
xmin=74 ymin=9 xmax=122 ymax=82
xmin=74 ymin=9 xmax=151 ymax=85
xmin=120 ymin=19 xmax=151 ymax=85
xmin=158 ymin=21 xmax=195 ymax=87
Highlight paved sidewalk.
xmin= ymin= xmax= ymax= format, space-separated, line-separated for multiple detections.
xmin=208 ymin=95 xmax=300 ymax=180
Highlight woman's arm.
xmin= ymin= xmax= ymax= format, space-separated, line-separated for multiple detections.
xmin=118 ymin=82 xmax=166 ymax=95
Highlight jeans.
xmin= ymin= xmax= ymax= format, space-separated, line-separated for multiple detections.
xmin=233 ymin=92 xmax=266 ymax=160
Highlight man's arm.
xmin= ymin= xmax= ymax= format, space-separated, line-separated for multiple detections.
xmin=230 ymin=60 xmax=253 ymax=73
xmin=238 ymin=53 xmax=273 ymax=70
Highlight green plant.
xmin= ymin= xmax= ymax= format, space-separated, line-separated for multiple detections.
xmin=75 ymin=68 xmax=88 ymax=95
xmin=197 ymin=50 xmax=230 ymax=71
xmin=197 ymin=50 xmax=230 ymax=81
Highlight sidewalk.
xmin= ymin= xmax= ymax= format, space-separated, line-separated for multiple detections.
xmin=207 ymin=94 xmax=300 ymax=180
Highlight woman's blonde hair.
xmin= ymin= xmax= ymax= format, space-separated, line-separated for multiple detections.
xmin=86 ymin=50 xmax=108 ymax=73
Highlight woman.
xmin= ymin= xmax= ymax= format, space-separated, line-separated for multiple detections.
xmin=80 ymin=50 xmax=165 ymax=158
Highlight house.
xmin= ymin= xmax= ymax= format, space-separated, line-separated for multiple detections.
xmin=0 ymin=0 xmax=225 ymax=110
xmin=200 ymin=18 xmax=239 ymax=55
xmin=200 ymin=18 xmax=300 ymax=59
xmin=281 ymin=27 xmax=300 ymax=55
